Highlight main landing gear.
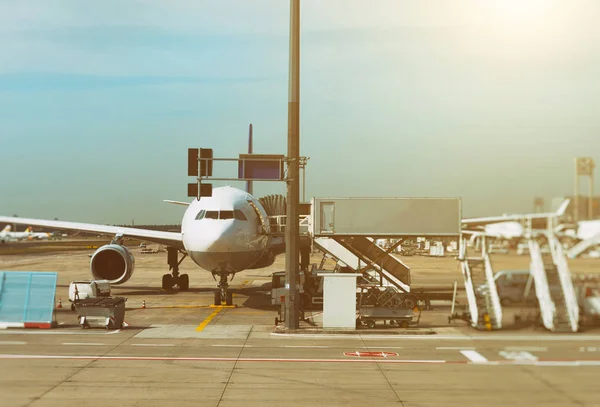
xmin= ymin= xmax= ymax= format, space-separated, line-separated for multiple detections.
xmin=213 ymin=273 xmax=233 ymax=306
xmin=162 ymin=247 xmax=189 ymax=291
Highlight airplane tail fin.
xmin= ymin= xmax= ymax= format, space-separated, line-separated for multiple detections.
xmin=25 ymin=226 xmax=32 ymax=233
xmin=555 ymin=199 xmax=570 ymax=218
xmin=245 ymin=123 xmax=253 ymax=195
xmin=2 ymin=225 xmax=10 ymax=233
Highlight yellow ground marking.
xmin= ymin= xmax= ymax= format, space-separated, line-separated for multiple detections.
xmin=233 ymin=280 xmax=251 ymax=300
xmin=196 ymin=307 xmax=224 ymax=332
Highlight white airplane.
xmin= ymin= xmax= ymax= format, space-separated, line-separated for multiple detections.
xmin=26 ymin=227 xmax=51 ymax=240
xmin=0 ymin=225 xmax=35 ymax=242
xmin=462 ymin=199 xmax=571 ymax=239
xmin=0 ymin=186 xmax=284 ymax=305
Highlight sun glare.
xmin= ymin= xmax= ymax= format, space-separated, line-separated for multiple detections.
xmin=485 ymin=0 xmax=558 ymax=24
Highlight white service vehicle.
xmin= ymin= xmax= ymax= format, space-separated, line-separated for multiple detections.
xmin=69 ymin=280 xmax=111 ymax=310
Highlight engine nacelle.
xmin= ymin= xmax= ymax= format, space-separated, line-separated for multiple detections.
xmin=248 ymin=250 xmax=276 ymax=269
xmin=90 ymin=244 xmax=135 ymax=284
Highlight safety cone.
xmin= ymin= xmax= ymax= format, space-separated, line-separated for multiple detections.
xmin=142 ymin=300 xmax=146 ymax=309
xmin=56 ymin=298 xmax=62 ymax=309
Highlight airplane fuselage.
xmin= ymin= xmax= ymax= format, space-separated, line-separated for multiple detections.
xmin=180 ymin=186 xmax=271 ymax=275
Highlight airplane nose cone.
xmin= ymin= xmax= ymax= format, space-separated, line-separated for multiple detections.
xmin=185 ymin=221 xmax=238 ymax=253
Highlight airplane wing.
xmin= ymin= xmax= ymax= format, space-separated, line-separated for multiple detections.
xmin=0 ymin=216 xmax=184 ymax=249
xmin=462 ymin=199 xmax=570 ymax=229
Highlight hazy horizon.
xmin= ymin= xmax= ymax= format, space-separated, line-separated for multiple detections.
xmin=1 ymin=1 xmax=599 ymax=224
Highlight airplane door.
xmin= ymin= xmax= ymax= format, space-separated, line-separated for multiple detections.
xmin=320 ymin=202 xmax=335 ymax=234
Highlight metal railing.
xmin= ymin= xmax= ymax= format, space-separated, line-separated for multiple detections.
xmin=549 ymin=235 xmax=579 ymax=332
xmin=268 ymin=215 xmax=311 ymax=235
xmin=528 ymin=239 xmax=555 ymax=330
xmin=458 ymin=237 xmax=480 ymax=328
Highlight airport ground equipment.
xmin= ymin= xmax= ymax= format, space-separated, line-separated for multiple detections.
xmin=0 ymin=271 xmax=58 ymax=329
xmin=573 ymin=274 xmax=600 ymax=319
xmin=528 ymin=233 xmax=579 ymax=332
xmin=310 ymin=197 xmax=460 ymax=278
xmin=356 ymin=285 xmax=419 ymax=329
xmin=271 ymin=266 xmax=328 ymax=309
xmin=74 ymin=297 xmax=127 ymax=329
xmin=456 ymin=234 xmax=503 ymax=330
xmin=68 ymin=280 xmax=111 ymax=311
xmin=567 ymin=232 xmax=600 ymax=259
xmin=319 ymin=272 xmax=362 ymax=329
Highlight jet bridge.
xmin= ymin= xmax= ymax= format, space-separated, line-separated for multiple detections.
xmin=310 ymin=197 xmax=461 ymax=297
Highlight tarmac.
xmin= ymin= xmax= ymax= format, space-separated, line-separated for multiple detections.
xmin=1 ymin=245 xmax=600 ymax=406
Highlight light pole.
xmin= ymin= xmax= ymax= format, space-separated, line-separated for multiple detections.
xmin=285 ymin=0 xmax=301 ymax=330
xmin=300 ymin=156 xmax=309 ymax=203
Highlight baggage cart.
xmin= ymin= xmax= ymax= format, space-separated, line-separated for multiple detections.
xmin=356 ymin=286 xmax=420 ymax=328
xmin=74 ymin=297 xmax=127 ymax=329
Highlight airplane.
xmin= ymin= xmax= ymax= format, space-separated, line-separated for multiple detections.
xmin=25 ymin=227 xmax=51 ymax=240
xmin=0 ymin=225 xmax=35 ymax=242
xmin=0 ymin=125 xmax=285 ymax=306
xmin=462 ymin=199 xmax=571 ymax=237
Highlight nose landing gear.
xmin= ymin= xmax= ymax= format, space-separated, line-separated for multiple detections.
xmin=213 ymin=273 xmax=233 ymax=306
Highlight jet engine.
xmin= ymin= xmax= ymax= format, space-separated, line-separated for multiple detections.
xmin=90 ymin=244 xmax=135 ymax=284
xmin=248 ymin=250 xmax=275 ymax=269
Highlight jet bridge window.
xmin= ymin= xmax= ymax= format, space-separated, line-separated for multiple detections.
xmin=234 ymin=210 xmax=247 ymax=221
xmin=195 ymin=210 xmax=206 ymax=220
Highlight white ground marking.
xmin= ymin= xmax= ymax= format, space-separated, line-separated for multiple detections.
xmin=212 ymin=344 xmax=253 ymax=347
xmin=0 ymin=341 xmax=27 ymax=345
xmin=131 ymin=344 xmax=175 ymax=347
xmin=499 ymin=351 xmax=538 ymax=361
xmin=62 ymin=343 xmax=106 ymax=346
xmin=460 ymin=350 xmax=488 ymax=363
xmin=283 ymin=345 xmax=331 ymax=348
xmin=504 ymin=346 xmax=547 ymax=352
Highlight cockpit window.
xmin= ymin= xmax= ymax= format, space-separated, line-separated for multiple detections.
xmin=196 ymin=209 xmax=247 ymax=221
xmin=219 ymin=210 xmax=234 ymax=220
xmin=204 ymin=211 xmax=219 ymax=219
xmin=234 ymin=210 xmax=247 ymax=221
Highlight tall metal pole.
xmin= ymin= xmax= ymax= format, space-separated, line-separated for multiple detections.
xmin=285 ymin=0 xmax=300 ymax=330
xmin=590 ymin=174 xmax=594 ymax=220
xmin=246 ymin=123 xmax=253 ymax=196
xmin=574 ymin=158 xmax=579 ymax=222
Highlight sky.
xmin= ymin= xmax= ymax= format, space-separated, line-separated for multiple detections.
xmin=1 ymin=0 xmax=599 ymax=225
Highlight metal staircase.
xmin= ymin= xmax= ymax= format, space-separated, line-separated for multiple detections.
xmin=529 ymin=234 xmax=579 ymax=332
xmin=313 ymin=236 xmax=410 ymax=293
xmin=457 ymin=235 xmax=502 ymax=330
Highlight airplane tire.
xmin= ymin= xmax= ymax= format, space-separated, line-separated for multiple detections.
xmin=162 ymin=274 xmax=173 ymax=290
xmin=226 ymin=291 xmax=233 ymax=306
xmin=179 ymin=274 xmax=189 ymax=291
xmin=214 ymin=292 xmax=222 ymax=306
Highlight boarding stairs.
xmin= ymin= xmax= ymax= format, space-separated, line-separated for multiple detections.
xmin=458 ymin=235 xmax=503 ymax=330
xmin=313 ymin=236 xmax=411 ymax=293
xmin=567 ymin=232 xmax=600 ymax=259
xmin=313 ymin=236 xmax=418 ymax=309
xmin=529 ymin=234 xmax=579 ymax=332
